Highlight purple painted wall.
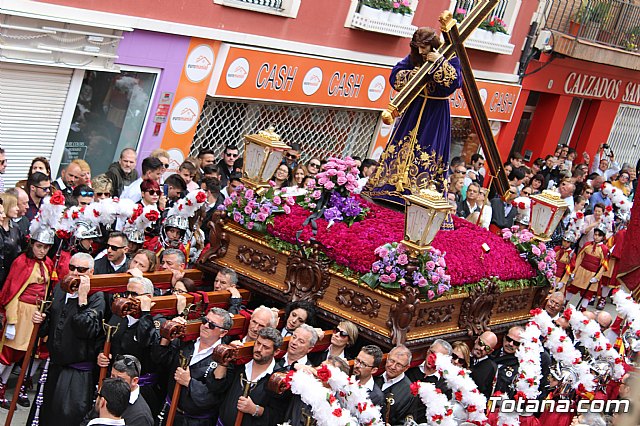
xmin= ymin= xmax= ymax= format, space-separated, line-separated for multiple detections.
xmin=116 ymin=30 xmax=191 ymax=160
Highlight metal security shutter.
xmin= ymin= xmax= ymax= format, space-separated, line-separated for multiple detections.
xmin=0 ymin=63 xmax=73 ymax=186
xmin=607 ymin=104 xmax=640 ymax=170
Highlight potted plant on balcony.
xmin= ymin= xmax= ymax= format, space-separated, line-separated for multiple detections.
xmin=389 ymin=0 xmax=413 ymax=25
xmin=478 ymin=16 xmax=510 ymax=43
xmin=569 ymin=4 xmax=592 ymax=36
xmin=359 ymin=0 xmax=385 ymax=20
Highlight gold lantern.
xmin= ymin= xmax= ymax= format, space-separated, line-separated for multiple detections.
xmin=529 ymin=190 xmax=568 ymax=241
xmin=242 ymin=127 xmax=291 ymax=191
xmin=403 ymin=189 xmax=452 ymax=253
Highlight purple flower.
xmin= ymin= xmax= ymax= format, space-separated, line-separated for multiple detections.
xmin=233 ymin=212 xmax=242 ymax=223
xmin=323 ymin=206 xmax=343 ymax=222
xmin=246 ymin=221 xmax=254 ymax=230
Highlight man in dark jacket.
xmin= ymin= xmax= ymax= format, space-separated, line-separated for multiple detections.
xmin=353 ymin=345 xmax=385 ymax=407
xmin=215 ymin=145 xmax=239 ymax=188
xmin=94 ymin=232 xmax=130 ymax=275
xmin=470 ymin=331 xmax=498 ymax=400
xmin=88 ymin=378 xmax=131 ymax=426
xmin=106 ymin=148 xmax=139 ymax=197
xmin=490 ymin=326 xmax=523 ymax=396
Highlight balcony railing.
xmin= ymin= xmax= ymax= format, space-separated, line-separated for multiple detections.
xmin=235 ymin=0 xmax=283 ymax=10
xmin=543 ymin=0 xmax=640 ymax=52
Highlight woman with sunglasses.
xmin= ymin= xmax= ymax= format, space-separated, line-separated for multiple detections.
xmin=309 ymin=320 xmax=358 ymax=366
xmin=451 ymin=341 xmax=470 ymax=369
xmin=0 ymin=226 xmax=54 ymax=408
xmin=305 ymin=158 xmax=322 ymax=177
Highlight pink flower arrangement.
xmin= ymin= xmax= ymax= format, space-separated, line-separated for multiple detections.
xmin=268 ymin=199 xmax=535 ymax=287
xmin=314 ymin=157 xmax=360 ymax=196
xmin=502 ymin=226 xmax=557 ymax=286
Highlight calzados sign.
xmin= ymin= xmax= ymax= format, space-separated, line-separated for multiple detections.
xmin=564 ymin=72 xmax=640 ymax=104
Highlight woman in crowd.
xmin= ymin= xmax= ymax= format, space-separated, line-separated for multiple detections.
xmin=91 ymin=174 xmax=113 ymax=201
xmin=281 ymin=300 xmax=316 ymax=337
xmin=310 ymin=320 xmax=358 ymax=365
xmin=530 ymin=173 xmax=545 ymax=195
xmin=451 ymin=341 xmax=470 ymax=369
xmin=292 ymin=164 xmax=308 ymax=188
xmin=0 ymin=194 xmax=25 ymax=288
xmin=448 ymin=174 xmax=465 ymax=204
xmin=272 ymin=164 xmax=291 ymax=190
xmin=580 ymin=203 xmax=611 ymax=248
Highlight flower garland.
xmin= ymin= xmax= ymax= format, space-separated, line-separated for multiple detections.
xmin=513 ymin=320 xmax=543 ymax=401
xmin=409 ymin=381 xmax=456 ymax=426
xmin=612 ymin=287 xmax=640 ymax=340
xmin=563 ymin=305 xmax=626 ymax=380
xmin=492 ymin=392 xmax=519 ymax=426
xmin=322 ymin=365 xmax=384 ymax=425
xmin=434 ymin=353 xmax=488 ymax=424
xmin=602 ymin=182 xmax=633 ymax=221
xmin=566 ymin=211 xmax=585 ymax=236
xmin=286 ymin=366 xmax=358 ymax=426
xmin=530 ymin=309 xmax=597 ymax=394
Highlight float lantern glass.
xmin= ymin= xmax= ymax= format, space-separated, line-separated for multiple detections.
xmin=242 ymin=127 xmax=291 ymax=190
xmin=403 ymin=190 xmax=451 ymax=252
xmin=529 ymin=190 xmax=568 ymax=241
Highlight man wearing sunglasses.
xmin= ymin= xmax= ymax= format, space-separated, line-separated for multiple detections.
xmin=94 ymin=232 xmax=130 ymax=275
xmin=212 ymin=327 xmax=283 ymax=425
xmin=489 ymin=326 xmax=523 ymax=397
xmin=469 ymin=331 xmax=498 ymax=400
xmin=26 ymin=171 xmax=51 ymax=221
xmin=216 ymin=144 xmax=239 ymax=188
xmin=152 ymin=307 xmax=232 ymax=425
xmin=32 ymin=252 xmax=106 ymax=426
xmin=282 ymin=143 xmax=301 ymax=170
xmin=121 ymin=157 xmax=165 ymax=203
xmin=82 ymin=355 xmax=154 ymax=426
xmin=73 ymin=184 xmax=95 ymax=208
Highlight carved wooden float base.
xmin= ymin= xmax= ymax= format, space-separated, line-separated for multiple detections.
xmin=198 ymin=220 xmax=548 ymax=352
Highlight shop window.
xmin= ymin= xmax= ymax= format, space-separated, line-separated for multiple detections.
xmin=61 ymin=69 xmax=158 ymax=176
xmin=449 ymin=0 xmax=521 ymax=54
xmin=213 ymin=0 xmax=301 ymax=18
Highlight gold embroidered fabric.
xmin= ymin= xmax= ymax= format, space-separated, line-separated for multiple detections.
xmin=393 ymin=68 xmax=419 ymax=92
xmin=433 ymin=59 xmax=457 ymax=88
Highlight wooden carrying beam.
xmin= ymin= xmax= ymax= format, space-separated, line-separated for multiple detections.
xmin=88 ymin=269 xmax=205 ymax=294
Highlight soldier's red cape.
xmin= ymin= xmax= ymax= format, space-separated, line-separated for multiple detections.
xmin=618 ymin=198 xmax=640 ymax=296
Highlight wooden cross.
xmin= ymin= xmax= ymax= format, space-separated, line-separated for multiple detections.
xmin=381 ymin=0 xmax=512 ymax=200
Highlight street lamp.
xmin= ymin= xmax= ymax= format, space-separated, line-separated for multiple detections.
xmin=403 ymin=189 xmax=452 ymax=253
xmin=242 ymin=126 xmax=291 ymax=191
xmin=529 ymin=190 xmax=569 ymax=241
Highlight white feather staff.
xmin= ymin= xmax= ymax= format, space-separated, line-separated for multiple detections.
xmin=29 ymin=191 xmax=66 ymax=237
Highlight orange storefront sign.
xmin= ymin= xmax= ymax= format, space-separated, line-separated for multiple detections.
xmin=210 ymin=44 xmax=522 ymax=123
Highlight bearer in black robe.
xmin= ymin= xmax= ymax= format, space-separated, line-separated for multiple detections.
xmin=490 ymin=326 xmax=523 ymax=397
xmin=97 ymin=276 xmax=165 ymax=416
xmin=469 ymin=331 xmax=499 ymax=400
xmin=32 ymin=253 xmax=106 ymax=426
xmin=151 ymin=307 xmax=232 ymax=426
xmin=374 ymin=345 xmax=414 ymax=426
xmin=211 ymin=327 xmax=283 ymax=426
xmin=407 ymin=339 xmax=452 ymax=423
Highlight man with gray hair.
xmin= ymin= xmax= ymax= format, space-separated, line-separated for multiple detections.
xmin=375 ymin=345 xmax=414 ymax=425
xmin=213 ymin=267 xmax=243 ymax=314
xmin=236 ymin=305 xmax=279 ymax=344
xmin=407 ymin=339 xmax=452 ymax=422
xmin=31 ymin=251 xmax=106 ymax=426
xmin=277 ymin=323 xmax=318 ymax=370
xmin=152 ymin=307 xmax=232 ymax=424
xmin=97 ymin=275 xmax=164 ymax=416
xmin=81 ymin=355 xmax=154 ymax=426
xmin=213 ymin=327 xmax=283 ymax=424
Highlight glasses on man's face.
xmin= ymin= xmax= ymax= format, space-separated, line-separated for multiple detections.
xmin=476 ymin=338 xmax=491 ymax=352
xmin=78 ymin=190 xmax=94 ymax=197
xmin=225 ymin=152 xmax=238 ymax=158
xmin=36 ymin=185 xmax=51 ymax=192
xmin=201 ymin=316 xmax=228 ymax=331
xmin=145 ymin=190 xmax=162 ymax=196
xmin=386 ymin=358 xmax=408 ymax=369
xmin=285 ymin=153 xmax=297 ymax=160
xmin=69 ymin=264 xmax=90 ymax=273
xmin=107 ymin=244 xmax=125 ymax=252
xmin=115 ymin=354 xmax=140 ymax=377
xmin=505 ymin=335 xmax=521 ymax=347
xmin=354 ymin=358 xmax=373 ymax=369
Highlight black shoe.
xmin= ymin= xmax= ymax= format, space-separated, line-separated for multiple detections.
xmin=18 ymin=395 xmax=30 ymax=407
xmin=0 ymin=399 xmax=10 ymax=410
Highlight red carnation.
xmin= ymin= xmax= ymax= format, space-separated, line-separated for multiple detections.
xmin=435 ymin=388 xmax=442 ymax=394
xmin=357 ymin=402 xmax=367 ymax=413
xmin=530 ymin=308 xmax=542 ymax=316
xmin=195 ymin=191 xmax=207 ymax=203
xmin=455 ymin=391 xmax=463 ymax=401
xmin=93 ymin=209 xmax=100 ymax=218
xmin=594 ymin=332 xmax=601 ymax=338
xmin=526 ymin=378 xmax=535 ymax=386
xmin=606 ymin=343 xmax=612 ymax=350
xmin=332 ymin=408 xmax=342 ymax=417
xmin=410 ymin=381 xmax=420 ymax=397
xmin=582 ymin=319 xmax=589 ymax=325
xmin=328 ymin=394 xmax=337 ymax=405
xmin=557 ymin=347 xmax=563 ymax=353
xmin=467 ymin=405 xmax=477 ymax=413
xmin=72 ymin=211 xmax=79 ymax=220
xmin=573 ymin=358 xmax=581 ymax=364
xmin=145 ymin=210 xmax=160 ymax=222
xmin=56 ymin=229 xmax=71 ymax=240
xmin=458 ymin=369 xmax=466 ymax=377
xmin=49 ymin=190 xmax=66 ymax=205
xmin=559 ymin=335 xmax=566 ymax=342
xmin=178 ymin=204 xmax=183 ymax=211
xmin=563 ymin=308 xmax=572 ymax=321
xmin=432 ymin=414 xmax=443 ymax=422
xmin=426 ymin=351 xmax=437 ymax=369
xmin=576 ymin=212 xmax=584 ymax=219
xmin=446 ymin=408 xmax=453 ymax=416
xmin=186 ymin=199 xmax=193 ymax=206
xmin=518 ymin=202 xmax=526 ymax=209
xmin=316 ymin=364 xmax=332 ymax=383
xmin=615 ymin=357 xmax=622 ymax=364
xmin=606 ymin=205 xmax=613 ymax=212
xmin=635 ymin=330 xmax=640 ymax=338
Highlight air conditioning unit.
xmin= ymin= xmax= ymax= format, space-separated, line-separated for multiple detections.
xmin=534 ymin=30 xmax=552 ymax=51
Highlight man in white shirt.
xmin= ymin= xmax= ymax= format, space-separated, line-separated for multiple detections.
xmin=220 ymin=173 xmax=243 ymax=200
xmin=374 ymin=345 xmax=414 ymax=425
xmin=120 ymin=157 xmax=165 ymax=203
xmin=590 ymin=145 xmax=621 ymax=182
xmin=277 ymin=324 xmax=317 ymax=369
xmin=352 ymin=345 xmax=385 ymax=407
xmin=87 ymin=378 xmax=131 ymax=426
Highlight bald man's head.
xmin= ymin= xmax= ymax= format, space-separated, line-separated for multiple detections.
xmin=596 ymin=311 xmax=612 ymax=331
xmin=472 ymin=331 xmax=498 ymax=359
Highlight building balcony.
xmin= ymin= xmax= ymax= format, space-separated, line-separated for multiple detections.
xmin=543 ymin=0 xmax=640 ymax=70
